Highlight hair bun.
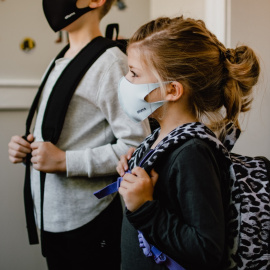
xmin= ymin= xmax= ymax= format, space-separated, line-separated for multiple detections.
xmin=225 ymin=49 xmax=236 ymax=63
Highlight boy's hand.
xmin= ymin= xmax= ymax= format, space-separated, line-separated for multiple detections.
xmin=116 ymin=147 xmax=136 ymax=177
xmin=118 ymin=167 xmax=158 ymax=212
xmin=8 ymin=134 xmax=34 ymax=163
xmin=31 ymin=142 xmax=66 ymax=173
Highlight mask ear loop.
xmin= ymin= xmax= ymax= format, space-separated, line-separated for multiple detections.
xmin=157 ymin=81 xmax=171 ymax=121
xmin=147 ymin=84 xmax=154 ymax=115
xmin=146 ymin=83 xmax=160 ymax=116
xmin=147 ymin=82 xmax=165 ymax=119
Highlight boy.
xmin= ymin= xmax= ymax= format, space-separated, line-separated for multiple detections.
xmin=8 ymin=0 xmax=150 ymax=269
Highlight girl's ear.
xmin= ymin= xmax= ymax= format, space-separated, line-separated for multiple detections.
xmin=165 ymin=81 xmax=184 ymax=101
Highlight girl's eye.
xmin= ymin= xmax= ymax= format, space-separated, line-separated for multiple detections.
xmin=130 ymin=70 xmax=138 ymax=77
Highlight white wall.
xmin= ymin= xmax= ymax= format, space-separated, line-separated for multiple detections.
xmin=204 ymin=0 xmax=226 ymax=45
xmin=149 ymin=0 xmax=226 ymax=56
xmin=0 ymin=0 xmax=60 ymax=83
xmin=0 ymin=111 xmax=47 ymax=270
xmin=227 ymin=0 xmax=270 ymax=158
xmin=150 ymin=0 xmax=206 ymax=20
xmin=101 ymin=0 xmax=150 ymax=39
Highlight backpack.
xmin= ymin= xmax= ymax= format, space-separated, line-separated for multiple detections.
xmin=221 ymin=124 xmax=270 ymax=269
xmin=94 ymin=122 xmax=270 ymax=269
xmin=23 ymin=34 xmax=127 ymax=256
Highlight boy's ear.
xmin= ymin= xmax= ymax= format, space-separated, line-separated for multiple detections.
xmin=88 ymin=0 xmax=106 ymax=9
xmin=76 ymin=0 xmax=106 ymax=8
xmin=165 ymin=81 xmax=184 ymax=101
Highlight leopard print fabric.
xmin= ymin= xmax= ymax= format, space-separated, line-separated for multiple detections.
xmin=128 ymin=122 xmax=270 ymax=269
xmin=228 ymin=153 xmax=270 ymax=269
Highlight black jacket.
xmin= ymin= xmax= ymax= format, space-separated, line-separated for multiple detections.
xmin=121 ymin=138 xmax=227 ymax=270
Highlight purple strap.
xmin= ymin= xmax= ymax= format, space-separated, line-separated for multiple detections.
xmin=138 ymin=231 xmax=186 ymax=270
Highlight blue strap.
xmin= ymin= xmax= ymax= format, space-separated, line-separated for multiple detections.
xmin=93 ymin=169 xmax=131 ymax=199
xmin=93 ymin=176 xmax=123 ymax=199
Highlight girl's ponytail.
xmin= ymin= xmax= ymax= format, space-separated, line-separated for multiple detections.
xmin=222 ymin=46 xmax=260 ymax=128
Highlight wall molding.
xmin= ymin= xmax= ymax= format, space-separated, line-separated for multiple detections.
xmin=0 ymin=79 xmax=40 ymax=87
xmin=204 ymin=0 xmax=227 ymax=45
xmin=0 ymin=80 xmax=39 ymax=110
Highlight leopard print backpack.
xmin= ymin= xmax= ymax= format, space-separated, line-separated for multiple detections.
xmin=222 ymin=125 xmax=270 ymax=269
xmin=94 ymin=122 xmax=270 ymax=269
xmin=127 ymin=122 xmax=270 ymax=269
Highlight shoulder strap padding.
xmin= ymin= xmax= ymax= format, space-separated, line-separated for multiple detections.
xmin=41 ymin=36 xmax=117 ymax=143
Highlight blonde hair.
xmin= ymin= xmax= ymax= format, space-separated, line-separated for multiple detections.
xmin=128 ymin=16 xmax=260 ymax=135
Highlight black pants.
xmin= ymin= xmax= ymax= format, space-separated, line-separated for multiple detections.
xmin=43 ymin=194 xmax=123 ymax=270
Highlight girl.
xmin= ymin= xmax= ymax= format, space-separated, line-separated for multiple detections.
xmin=117 ymin=16 xmax=260 ymax=269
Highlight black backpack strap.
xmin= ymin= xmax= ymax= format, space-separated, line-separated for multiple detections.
xmin=25 ymin=45 xmax=69 ymax=137
xmin=105 ymin=23 xmax=119 ymax=40
xmin=105 ymin=23 xmax=128 ymax=54
xmin=42 ymin=36 xmax=117 ymax=143
xmin=23 ymin=45 xmax=69 ymax=245
xmin=23 ymin=150 xmax=39 ymax=244
xmin=23 ymin=36 xmax=118 ymax=249
xmin=40 ymin=171 xmax=46 ymax=255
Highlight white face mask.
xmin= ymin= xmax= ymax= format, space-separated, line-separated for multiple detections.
xmin=118 ymin=76 xmax=167 ymax=122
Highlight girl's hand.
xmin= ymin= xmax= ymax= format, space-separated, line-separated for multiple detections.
xmin=30 ymin=141 xmax=66 ymax=173
xmin=118 ymin=167 xmax=158 ymax=212
xmin=116 ymin=147 xmax=136 ymax=176
xmin=8 ymin=134 xmax=34 ymax=163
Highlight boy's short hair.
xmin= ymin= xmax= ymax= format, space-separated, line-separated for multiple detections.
xmin=99 ymin=0 xmax=116 ymax=19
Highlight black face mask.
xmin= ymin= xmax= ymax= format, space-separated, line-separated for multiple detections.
xmin=43 ymin=0 xmax=93 ymax=32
